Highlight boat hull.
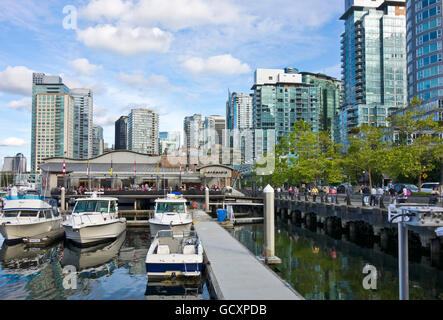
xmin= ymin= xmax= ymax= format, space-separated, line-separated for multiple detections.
xmin=0 ymin=219 xmax=62 ymax=242
xmin=63 ymin=219 xmax=126 ymax=246
xmin=146 ymin=262 xmax=203 ymax=278
xmin=149 ymin=221 xmax=192 ymax=238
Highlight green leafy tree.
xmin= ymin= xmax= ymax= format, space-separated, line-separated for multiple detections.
xmin=387 ymin=98 xmax=443 ymax=190
xmin=344 ymin=125 xmax=390 ymax=189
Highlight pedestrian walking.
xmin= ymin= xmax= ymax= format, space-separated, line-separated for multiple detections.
xmin=330 ymin=187 xmax=337 ymax=204
xmin=370 ymin=186 xmax=377 ymax=206
xmin=376 ymin=186 xmax=384 ymax=208
xmin=311 ymin=186 xmax=319 ymax=202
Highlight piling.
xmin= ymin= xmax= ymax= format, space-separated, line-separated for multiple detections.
xmin=398 ymin=216 xmax=409 ymax=300
xmin=263 ymin=185 xmax=281 ymax=264
xmin=205 ymin=187 xmax=210 ymax=213
xmin=61 ymin=187 xmax=66 ymax=211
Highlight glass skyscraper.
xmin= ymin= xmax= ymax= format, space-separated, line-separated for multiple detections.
xmin=71 ymin=88 xmax=93 ymax=160
xmin=338 ymin=0 xmax=407 ymax=145
xmin=115 ymin=115 xmax=128 ymax=150
xmin=406 ymin=0 xmax=443 ymax=114
xmin=31 ymin=73 xmax=73 ymax=172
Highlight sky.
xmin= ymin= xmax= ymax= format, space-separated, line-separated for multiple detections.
xmin=0 ymin=0 xmax=345 ymax=170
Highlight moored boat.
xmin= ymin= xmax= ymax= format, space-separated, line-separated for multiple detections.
xmin=145 ymin=230 xmax=203 ymax=279
xmin=0 ymin=195 xmax=62 ymax=243
xmin=62 ymin=192 xmax=126 ymax=246
xmin=149 ymin=193 xmax=193 ymax=238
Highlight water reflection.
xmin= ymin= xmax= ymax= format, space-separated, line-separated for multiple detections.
xmin=230 ymin=218 xmax=443 ymax=300
xmin=145 ymin=279 xmax=206 ymax=300
xmin=0 ymin=228 xmax=209 ymax=300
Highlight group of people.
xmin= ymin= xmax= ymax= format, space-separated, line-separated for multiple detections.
xmin=359 ymin=185 xmax=388 ymax=207
xmin=274 ymin=185 xmax=341 ymax=203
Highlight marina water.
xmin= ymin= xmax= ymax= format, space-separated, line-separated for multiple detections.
xmin=0 ymin=229 xmax=210 ymax=300
xmin=230 ymin=215 xmax=443 ymax=300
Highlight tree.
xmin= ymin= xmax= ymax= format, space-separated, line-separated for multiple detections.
xmin=344 ymin=125 xmax=390 ymax=189
xmin=387 ymin=98 xmax=443 ymax=191
xmin=269 ymin=121 xmax=344 ymax=186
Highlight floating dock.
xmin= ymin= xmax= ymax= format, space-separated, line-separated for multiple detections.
xmin=193 ymin=210 xmax=303 ymax=300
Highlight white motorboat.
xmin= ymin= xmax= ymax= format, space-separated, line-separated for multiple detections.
xmin=0 ymin=195 xmax=62 ymax=242
xmin=62 ymin=192 xmax=126 ymax=246
xmin=145 ymin=230 xmax=203 ymax=279
xmin=149 ymin=193 xmax=193 ymax=238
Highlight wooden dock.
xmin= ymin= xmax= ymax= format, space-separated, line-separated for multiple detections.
xmin=23 ymin=229 xmax=65 ymax=247
xmin=193 ymin=210 xmax=303 ymax=300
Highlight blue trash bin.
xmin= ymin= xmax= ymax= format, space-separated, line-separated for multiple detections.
xmin=217 ymin=209 xmax=227 ymax=222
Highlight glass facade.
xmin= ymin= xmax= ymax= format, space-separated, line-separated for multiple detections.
xmin=406 ymin=0 xmax=443 ymax=106
xmin=71 ymin=88 xmax=93 ymax=160
xmin=338 ymin=1 xmax=407 ymax=145
xmin=31 ymin=73 xmax=72 ymax=172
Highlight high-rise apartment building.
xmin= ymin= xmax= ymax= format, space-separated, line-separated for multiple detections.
xmin=338 ymin=0 xmax=407 ymax=145
xmin=31 ymin=73 xmax=72 ymax=172
xmin=183 ymin=114 xmax=205 ymax=150
xmin=406 ymin=0 xmax=443 ymax=112
xmin=128 ymin=108 xmax=159 ymax=155
xmin=301 ymin=72 xmax=343 ymax=140
xmin=71 ymin=88 xmax=93 ymax=159
xmin=92 ymin=124 xmax=104 ymax=157
xmin=115 ymin=116 xmax=128 ymax=150
xmin=226 ymin=92 xmax=253 ymax=132
xmin=252 ymin=68 xmax=319 ymax=160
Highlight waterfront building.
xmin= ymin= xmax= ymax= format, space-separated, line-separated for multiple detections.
xmin=71 ymin=88 xmax=93 ymax=160
xmin=251 ymin=67 xmax=319 ymax=160
xmin=115 ymin=116 xmax=128 ymax=150
xmin=159 ymin=131 xmax=181 ymax=154
xmin=2 ymin=153 xmax=27 ymax=173
xmin=92 ymin=125 xmax=104 ymax=157
xmin=338 ymin=0 xmax=407 ymax=145
xmin=301 ymin=72 xmax=343 ymax=140
xmin=31 ymin=73 xmax=72 ymax=172
xmin=128 ymin=108 xmax=159 ymax=155
xmin=406 ymin=0 xmax=443 ymax=117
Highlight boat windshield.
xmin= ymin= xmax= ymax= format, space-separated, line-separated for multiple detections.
xmin=20 ymin=210 xmax=40 ymax=217
xmin=156 ymin=202 xmax=186 ymax=213
xmin=73 ymin=200 xmax=109 ymax=213
xmin=3 ymin=211 xmax=19 ymax=218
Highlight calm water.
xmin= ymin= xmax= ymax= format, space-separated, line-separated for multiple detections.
xmin=230 ymin=216 xmax=443 ymax=300
xmin=0 ymin=229 xmax=210 ymax=300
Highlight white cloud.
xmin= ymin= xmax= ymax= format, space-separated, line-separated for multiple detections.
xmin=118 ymin=71 xmax=172 ymax=88
xmin=80 ymin=0 xmax=133 ymax=21
xmin=0 ymin=137 xmax=28 ymax=147
xmin=6 ymin=97 xmax=32 ymax=111
xmin=95 ymin=116 xmax=118 ymax=127
xmin=70 ymin=58 xmax=102 ymax=76
xmin=76 ymin=25 xmax=173 ymax=55
xmin=0 ymin=66 xmax=34 ymax=96
xmin=316 ymin=64 xmax=342 ymax=79
xmin=181 ymin=54 xmax=251 ymax=75
xmin=80 ymin=0 xmax=251 ymax=31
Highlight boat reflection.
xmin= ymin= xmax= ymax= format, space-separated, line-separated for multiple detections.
xmin=145 ymin=279 xmax=205 ymax=300
xmin=0 ymin=241 xmax=56 ymax=276
xmin=61 ymin=231 xmax=126 ymax=278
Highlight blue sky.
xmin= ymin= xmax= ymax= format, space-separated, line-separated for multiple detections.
xmin=0 ymin=0 xmax=345 ymax=169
